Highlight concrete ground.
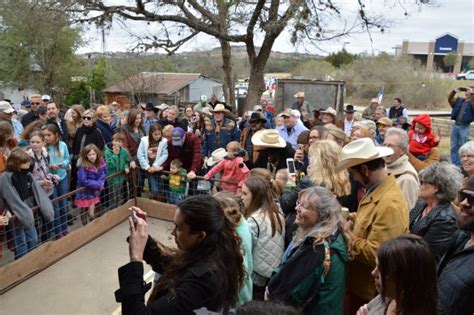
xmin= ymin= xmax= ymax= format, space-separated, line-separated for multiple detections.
xmin=0 ymin=218 xmax=175 ymax=315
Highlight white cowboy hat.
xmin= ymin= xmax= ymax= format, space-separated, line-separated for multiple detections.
xmin=336 ymin=138 xmax=394 ymax=172
xmin=211 ymin=104 xmax=230 ymax=114
xmin=320 ymin=106 xmax=337 ymax=118
xmin=251 ymin=129 xmax=286 ymax=148
xmin=207 ymin=148 xmax=227 ymax=166
xmin=294 ymin=91 xmax=305 ymax=98
xmin=155 ymin=103 xmax=169 ymax=110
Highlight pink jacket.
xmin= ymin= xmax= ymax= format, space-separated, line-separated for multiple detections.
xmin=204 ymin=157 xmax=249 ymax=193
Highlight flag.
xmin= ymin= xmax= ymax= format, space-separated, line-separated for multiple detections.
xmin=377 ymin=87 xmax=384 ymax=104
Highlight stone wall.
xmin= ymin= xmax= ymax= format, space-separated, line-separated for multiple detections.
xmin=431 ymin=117 xmax=474 ymax=139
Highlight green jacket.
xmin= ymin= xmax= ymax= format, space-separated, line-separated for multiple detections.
xmin=268 ymin=230 xmax=348 ymax=315
xmin=104 ymin=143 xmax=130 ymax=187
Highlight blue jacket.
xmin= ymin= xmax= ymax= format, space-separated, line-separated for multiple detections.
xmin=47 ymin=141 xmax=70 ymax=181
xmin=202 ymin=118 xmax=241 ymax=157
xmin=76 ymin=159 xmax=107 ymax=200
xmin=450 ymin=97 xmax=474 ymax=125
xmin=96 ymin=119 xmax=114 ymax=145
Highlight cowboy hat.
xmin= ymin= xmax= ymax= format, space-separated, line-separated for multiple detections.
xmin=206 ymin=148 xmax=227 ymax=166
xmin=252 ymin=129 xmax=286 ymax=148
xmin=249 ymin=112 xmax=267 ymax=124
xmin=155 ymin=103 xmax=169 ymax=110
xmin=376 ymin=117 xmax=393 ymax=127
xmin=211 ymin=103 xmax=230 ymax=114
xmin=294 ymin=91 xmax=305 ymax=98
xmin=344 ymin=105 xmax=355 ymax=113
xmin=280 ymin=108 xmax=294 ymax=117
xmin=336 ymin=138 xmax=394 ymax=172
xmin=320 ymin=106 xmax=337 ymax=118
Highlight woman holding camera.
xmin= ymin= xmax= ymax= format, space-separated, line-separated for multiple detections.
xmin=115 ymin=195 xmax=245 ymax=315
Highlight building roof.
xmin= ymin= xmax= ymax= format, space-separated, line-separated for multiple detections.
xmin=104 ymin=72 xmax=217 ymax=94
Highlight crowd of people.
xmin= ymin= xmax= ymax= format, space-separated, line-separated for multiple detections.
xmin=0 ymin=87 xmax=473 ymax=314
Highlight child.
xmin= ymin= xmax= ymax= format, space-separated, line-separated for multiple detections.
xmin=204 ymin=141 xmax=249 ymax=193
xmin=104 ymin=133 xmax=130 ymax=210
xmin=275 ymin=168 xmax=295 ymax=192
xmin=162 ymin=159 xmax=188 ymax=205
xmin=43 ymin=124 xmax=71 ymax=237
xmin=75 ymin=144 xmax=107 ymax=225
xmin=408 ymin=114 xmax=439 ymax=161
xmin=28 ymin=130 xmax=61 ymax=240
xmin=0 ymin=148 xmax=54 ymax=259
xmin=137 ymin=124 xmax=168 ymax=201
xmin=162 ymin=124 xmax=174 ymax=139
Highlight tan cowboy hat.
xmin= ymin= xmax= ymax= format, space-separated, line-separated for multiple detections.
xmin=207 ymin=148 xmax=227 ymax=166
xmin=294 ymin=91 xmax=305 ymax=98
xmin=320 ymin=106 xmax=337 ymax=118
xmin=376 ymin=117 xmax=393 ymax=127
xmin=211 ymin=103 xmax=230 ymax=114
xmin=251 ymin=129 xmax=286 ymax=148
xmin=336 ymin=138 xmax=394 ymax=172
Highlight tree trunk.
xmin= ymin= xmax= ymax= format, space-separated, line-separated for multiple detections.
xmin=219 ymin=39 xmax=235 ymax=111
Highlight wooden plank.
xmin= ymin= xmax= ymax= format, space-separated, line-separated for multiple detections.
xmin=0 ymin=200 xmax=133 ymax=294
xmin=136 ymin=198 xmax=176 ymax=222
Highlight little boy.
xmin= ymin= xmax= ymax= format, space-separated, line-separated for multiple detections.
xmin=104 ymin=133 xmax=130 ymax=209
xmin=408 ymin=114 xmax=439 ymax=161
xmin=204 ymin=141 xmax=249 ymax=193
xmin=162 ymin=158 xmax=188 ymax=205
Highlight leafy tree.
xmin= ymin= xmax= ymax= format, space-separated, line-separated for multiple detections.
xmin=325 ymin=49 xmax=356 ymax=68
xmin=70 ymin=0 xmax=431 ymax=110
xmin=0 ymin=0 xmax=83 ymax=101
xmin=443 ymin=52 xmax=457 ymax=72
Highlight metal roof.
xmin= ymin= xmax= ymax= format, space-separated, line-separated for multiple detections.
xmin=103 ymin=72 xmax=214 ymax=94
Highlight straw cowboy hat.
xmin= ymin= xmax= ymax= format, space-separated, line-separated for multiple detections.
xmin=320 ymin=106 xmax=337 ymax=118
xmin=294 ymin=91 xmax=305 ymax=98
xmin=336 ymin=138 xmax=393 ymax=172
xmin=207 ymin=148 xmax=227 ymax=166
xmin=251 ymin=129 xmax=286 ymax=148
xmin=211 ymin=103 xmax=230 ymax=114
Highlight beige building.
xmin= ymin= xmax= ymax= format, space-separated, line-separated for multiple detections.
xmin=395 ymin=33 xmax=473 ymax=74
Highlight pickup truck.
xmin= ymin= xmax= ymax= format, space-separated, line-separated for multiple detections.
xmin=456 ymin=70 xmax=474 ymax=80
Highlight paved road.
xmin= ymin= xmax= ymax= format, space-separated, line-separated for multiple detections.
xmin=0 ymin=218 xmax=175 ymax=315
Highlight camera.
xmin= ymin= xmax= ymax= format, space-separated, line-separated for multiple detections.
xmin=459 ymin=87 xmax=468 ymax=92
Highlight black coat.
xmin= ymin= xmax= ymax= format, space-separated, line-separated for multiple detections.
xmin=72 ymin=125 xmax=105 ymax=157
xmin=409 ymin=200 xmax=457 ymax=262
xmin=115 ymin=236 xmax=223 ymax=315
xmin=158 ymin=118 xmax=188 ymax=131
xmin=254 ymin=142 xmax=295 ymax=172
xmin=437 ymin=230 xmax=474 ymax=315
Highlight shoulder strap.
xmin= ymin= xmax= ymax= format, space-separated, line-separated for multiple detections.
xmin=250 ymin=216 xmax=260 ymax=238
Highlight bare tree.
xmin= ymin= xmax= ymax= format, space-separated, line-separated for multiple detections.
xmin=70 ymin=0 xmax=430 ymax=111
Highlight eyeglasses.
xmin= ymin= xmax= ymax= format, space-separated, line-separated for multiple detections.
xmin=296 ymin=201 xmax=311 ymax=210
xmin=459 ymin=191 xmax=474 ymax=206
xmin=83 ymin=116 xmax=93 ymax=121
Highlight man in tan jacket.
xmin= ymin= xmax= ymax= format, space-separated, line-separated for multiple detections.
xmin=336 ymin=138 xmax=409 ymax=314
xmin=383 ymin=127 xmax=420 ymax=210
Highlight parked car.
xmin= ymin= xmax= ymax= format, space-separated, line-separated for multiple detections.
xmin=456 ymin=70 xmax=474 ymax=80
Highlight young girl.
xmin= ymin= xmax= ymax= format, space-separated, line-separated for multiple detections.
xmin=0 ymin=148 xmax=54 ymax=258
xmin=204 ymin=141 xmax=249 ymax=193
xmin=43 ymin=124 xmax=71 ymax=237
xmin=28 ymin=130 xmax=60 ymax=240
xmin=137 ymin=124 xmax=168 ymax=201
xmin=75 ymin=144 xmax=107 ymax=225
xmin=0 ymin=121 xmax=15 ymax=173
xmin=408 ymin=114 xmax=439 ymax=161
xmin=241 ymin=176 xmax=285 ymax=300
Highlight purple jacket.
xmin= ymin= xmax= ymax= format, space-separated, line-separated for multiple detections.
xmin=76 ymin=159 xmax=107 ymax=200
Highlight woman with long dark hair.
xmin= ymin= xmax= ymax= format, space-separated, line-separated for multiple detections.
xmin=356 ymin=235 xmax=437 ymax=315
xmin=241 ymin=176 xmax=284 ymax=300
xmin=116 ymin=195 xmax=245 ymax=314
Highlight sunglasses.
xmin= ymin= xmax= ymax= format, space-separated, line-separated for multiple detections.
xmin=459 ymin=191 xmax=474 ymax=206
xmin=145 ymin=108 xmax=154 ymax=111
xmin=83 ymin=116 xmax=93 ymax=121
xmin=31 ymin=102 xmax=41 ymax=105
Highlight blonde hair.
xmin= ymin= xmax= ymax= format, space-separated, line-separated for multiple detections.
xmin=96 ymin=105 xmax=110 ymax=119
xmin=82 ymin=109 xmax=97 ymax=123
xmin=163 ymin=125 xmax=174 ymax=138
xmin=308 ymin=140 xmax=350 ymax=197
xmin=226 ymin=141 xmax=240 ymax=152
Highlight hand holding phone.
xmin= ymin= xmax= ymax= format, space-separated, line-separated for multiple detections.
xmin=131 ymin=211 xmax=138 ymax=229
xmin=286 ymin=158 xmax=296 ymax=176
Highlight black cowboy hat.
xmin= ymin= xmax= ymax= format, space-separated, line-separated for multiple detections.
xmin=249 ymin=112 xmax=267 ymax=124
xmin=344 ymin=104 xmax=355 ymax=113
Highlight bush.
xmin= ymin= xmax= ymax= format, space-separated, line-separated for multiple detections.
xmin=292 ymin=59 xmax=337 ymax=80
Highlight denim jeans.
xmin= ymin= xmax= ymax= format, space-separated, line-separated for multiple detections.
xmin=148 ymin=174 xmax=164 ymax=198
xmin=451 ymin=124 xmax=471 ymax=166
xmin=166 ymin=191 xmax=185 ymax=205
xmin=108 ymin=184 xmax=123 ymax=210
xmin=13 ymin=224 xmax=38 ymax=259
xmin=53 ymin=176 xmax=69 ymax=237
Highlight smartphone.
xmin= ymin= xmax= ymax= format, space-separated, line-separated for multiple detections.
xmin=459 ymin=87 xmax=468 ymax=92
xmin=286 ymin=158 xmax=296 ymax=176
xmin=131 ymin=211 xmax=138 ymax=228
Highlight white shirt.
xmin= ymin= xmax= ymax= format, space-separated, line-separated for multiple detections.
xmin=344 ymin=118 xmax=354 ymax=136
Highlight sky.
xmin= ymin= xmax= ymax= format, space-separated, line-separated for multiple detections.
xmin=78 ymin=0 xmax=474 ymax=56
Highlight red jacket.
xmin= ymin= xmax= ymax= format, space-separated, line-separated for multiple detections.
xmin=204 ymin=157 xmax=249 ymax=193
xmin=408 ymin=114 xmax=439 ymax=156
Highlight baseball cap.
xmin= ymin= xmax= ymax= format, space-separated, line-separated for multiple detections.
xmin=281 ymin=108 xmax=293 ymax=117
xmin=171 ymin=127 xmax=186 ymax=146
xmin=42 ymin=95 xmax=51 ymax=102
xmin=200 ymin=95 xmax=208 ymax=103
xmin=0 ymin=101 xmax=15 ymax=114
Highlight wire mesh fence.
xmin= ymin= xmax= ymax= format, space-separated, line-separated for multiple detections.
xmin=0 ymin=167 xmax=239 ymax=266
